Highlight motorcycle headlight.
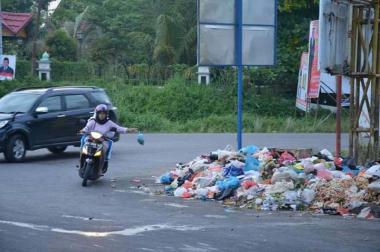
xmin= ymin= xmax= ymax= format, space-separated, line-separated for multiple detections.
xmin=90 ymin=132 xmax=103 ymax=140
xmin=0 ymin=120 xmax=8 ymax=129
xmin=94 ymin=150 xmax=102 ymax=157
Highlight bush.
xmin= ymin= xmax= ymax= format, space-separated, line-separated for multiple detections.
xmin=0 ymin=78 xmax=348 ymax=133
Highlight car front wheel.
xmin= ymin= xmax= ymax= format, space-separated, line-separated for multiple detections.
xmin=4 ymin=135 xmax=27 ymax=163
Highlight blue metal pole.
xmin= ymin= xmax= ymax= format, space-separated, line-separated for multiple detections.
xmin=235 ymin=0 xmax=243 ymax=150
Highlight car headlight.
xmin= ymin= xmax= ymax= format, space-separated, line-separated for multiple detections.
xmin=0 ymin=120 xmax=8 ymax=129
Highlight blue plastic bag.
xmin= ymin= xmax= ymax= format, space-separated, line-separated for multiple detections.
xmin=244 ymin=156 xmax=260 ymax=172
xmin=223 ymin=165 xmax=244 ymax=177
xmin=216 ymin=177 xmax=240 ymax=190
xmin=240 ymin=145 xmax=259 ymax=155
xmin=160 ymin=173 xmax=174 ymax=184
xmin=342 ymin=165 xmax=360 ymax=176
xmin=137 ymin=132 xmax=145 ymax=145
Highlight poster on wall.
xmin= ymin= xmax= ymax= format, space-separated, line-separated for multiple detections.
xmin=308 ymin=20 xmax=321 ymax=98
xmin=0 ymin=55 xmax=16 ymax=80
xmin=296 ymin=52 xmax=309 ymax=111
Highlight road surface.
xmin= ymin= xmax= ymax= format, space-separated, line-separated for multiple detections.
xmin=1 ymin=133 xmax=379 ymax=252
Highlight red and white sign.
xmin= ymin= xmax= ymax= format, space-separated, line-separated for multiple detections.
xmin=296 ymin=52 xmax=309 ymax=111
xmin=308 ymin=20 xmax=320 ymax=98
xmin=0 ymin=55 xmax=16 ymax=81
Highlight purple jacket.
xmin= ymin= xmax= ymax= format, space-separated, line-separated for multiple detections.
xmin=83 ymin=119 xmax=128 ymax=135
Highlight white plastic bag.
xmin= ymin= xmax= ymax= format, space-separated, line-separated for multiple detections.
xmin=174 ymin=187 xmax=187 ymax=197
xmin=365 ymin=165 xmax=380 ymax=178
xmin=301 ymin=188 xmax=315 ymax=204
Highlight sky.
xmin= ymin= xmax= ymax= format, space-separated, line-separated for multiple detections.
xmin=49 ymin=0 xmax=62 ymax=13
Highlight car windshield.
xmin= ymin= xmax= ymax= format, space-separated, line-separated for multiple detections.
xmin=0 ymin=92 xmax=41 ymax=113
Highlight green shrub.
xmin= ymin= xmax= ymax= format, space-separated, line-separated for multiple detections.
xmin=0 ymin=78 xmax=349 ymax=133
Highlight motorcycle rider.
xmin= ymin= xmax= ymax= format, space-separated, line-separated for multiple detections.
xmin=80 ymin=104 xmax=137 ymax=171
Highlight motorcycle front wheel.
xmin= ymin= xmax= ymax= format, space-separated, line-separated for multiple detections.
xmin=82 ymin=162 xmax=92 ymax=187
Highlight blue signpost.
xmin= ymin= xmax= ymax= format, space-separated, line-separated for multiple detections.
xmin=198 ymin=0 xmax=277 ymax=150
xmin=235 ymin=0 xmax=243 ymax=150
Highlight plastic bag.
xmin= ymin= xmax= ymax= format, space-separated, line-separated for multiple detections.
xmin=195 ymin=188 xmax=209 ymax=199
xmin=316 ymin=168 xmax=333 ymax=181
xmin=271 ymin=167 xmax=298 ymax=183
xmin=283 ymin=191 xmax=298 ymax=205
xmin=137 ymin=132 xmax=145 ymax=145
xmin=279 ymin=151 xmax=296 ymax=165
xmin=174 ymin=187 xmax=187 ymax=197
xmin=244 ymin=156 xmax=260 ymax=172
xmin=266 ymin=181 xmax=295 ymax=194
xmin=160 ymin=173 xmax=174 ymax=184
xmin=365 ymin=165 xmax=380 ymax=178
xmin=342 ymin=166 xmax=360 ymax=176
xmin=240 ymin=145 xmax=259 ymax=155
xmin=183 ymin=180 xmax=193 ymax=189
xmin=216 ymin=177 xmax=240 ymax=190
xmin=357 ymin=207 xmax=374 ymax=219
xmin=301 ymin=188 xmax=315 ymax=204
xmin=193 ymin=177 xmax=214 ymax=188
xmin=241 ymin=180 xmax=256 ymax=190
xmin=368 ymin=181 xmax=380 ymax=192
xmin=320 ymin=149 xmax=334 ymax=161
xmin=223 ymin=161 xmax=245 ymax=177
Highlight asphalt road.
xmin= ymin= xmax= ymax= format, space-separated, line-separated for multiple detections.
xmin=0 ymin=133 xmax=379 ymax=252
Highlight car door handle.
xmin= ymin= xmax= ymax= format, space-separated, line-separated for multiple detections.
xmin=57 ymin=114 xmax=66 ymax=118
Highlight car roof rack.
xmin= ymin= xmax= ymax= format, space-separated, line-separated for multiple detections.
xmin=50 ymin=86 xmax=100 ymax=91
xmin=14 ymin=86 xmax=100 ymax=92
xmin=14 ymin=86 xmax=52 ymax=91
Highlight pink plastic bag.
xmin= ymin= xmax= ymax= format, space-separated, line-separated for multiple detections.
xmin=317 ymin=168 xmax=333 ymax=181
xmin=279 ymin=151 xmax=296 ymax=165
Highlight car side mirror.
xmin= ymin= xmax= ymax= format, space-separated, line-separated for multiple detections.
xmin=35 ymin=107 xmax=48 ymax=114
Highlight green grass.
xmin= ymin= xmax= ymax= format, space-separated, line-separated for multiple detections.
xmin=0 ymin=78 xmax=349 ymax=133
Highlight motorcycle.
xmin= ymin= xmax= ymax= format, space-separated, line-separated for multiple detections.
xmin=78 ymin=130 xmax=114 ymax=187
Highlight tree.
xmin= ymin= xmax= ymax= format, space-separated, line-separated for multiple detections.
xmin=2 ymin=0 xmax=34 ymax=12
xmin=31 ymin=0 xmax=53 ymax=74
xmin=45 ymin=29 xmax=77 ymax=61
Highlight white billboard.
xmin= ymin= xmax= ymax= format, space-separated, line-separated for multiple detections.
xmin=198 ymin=0 xmax=277 ymax=66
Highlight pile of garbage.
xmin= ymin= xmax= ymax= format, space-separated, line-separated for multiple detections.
xmin=158 ymin=146 xmax=380 ymax=219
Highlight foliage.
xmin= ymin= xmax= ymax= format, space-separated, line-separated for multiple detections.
xmin=2 ymin=0 xmax=34 ymax=12
xmin=0 ymin=77 xmax=348 ymax=133
xmin=45 ymin=29 xmax=77 ymax=61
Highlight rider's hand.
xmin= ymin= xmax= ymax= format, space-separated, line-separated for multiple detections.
xmin=128 ymin=128 xmax=138 ymax=133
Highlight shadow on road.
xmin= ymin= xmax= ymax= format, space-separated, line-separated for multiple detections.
xmin=0 ymin=151 xmax=79 ymax=163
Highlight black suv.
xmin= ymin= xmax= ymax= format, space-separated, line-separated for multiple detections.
xmin=0 ymin=86 xmax=118 ymax=162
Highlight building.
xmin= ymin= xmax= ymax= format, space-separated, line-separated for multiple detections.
xmin=1 ymin=12 xmax=33 ymax=39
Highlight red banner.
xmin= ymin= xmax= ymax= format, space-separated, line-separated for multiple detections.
xmin=307 ymin=20 xmax=320 ymax=98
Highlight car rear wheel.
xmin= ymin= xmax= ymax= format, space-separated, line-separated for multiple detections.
xmin=48 ymin=146 xmax=67 ymax=154
xmin=4 ymin=135 xmax=27 ymax=163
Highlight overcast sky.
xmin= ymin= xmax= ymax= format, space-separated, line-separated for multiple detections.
xmin=49 ymin=0 xmax=62 ymax=12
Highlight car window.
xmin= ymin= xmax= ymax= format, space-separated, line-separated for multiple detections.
xmin=0 ymin=92 xmax=41 ymax=113
xmin=91 ymin=91 xmax=111 ymax=104
xmin=39 ymin=96 xmax=62 ymax=113
xmin=65 ymin=95 xmax=90 ymax=110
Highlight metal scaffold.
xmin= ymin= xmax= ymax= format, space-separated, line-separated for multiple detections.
xmin=348 ymin=0 xmax=380 ymax=162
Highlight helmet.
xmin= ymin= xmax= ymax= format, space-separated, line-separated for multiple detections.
xmin=94 ymin=104 xmax=109 ymax=124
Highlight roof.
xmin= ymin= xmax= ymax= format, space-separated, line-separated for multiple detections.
xmin=1 ymin=12 xmax=33 ymax=35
